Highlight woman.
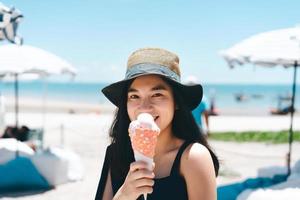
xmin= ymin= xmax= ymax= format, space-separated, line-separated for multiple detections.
xmin=95 ymin=48 xmax=219 ymax=200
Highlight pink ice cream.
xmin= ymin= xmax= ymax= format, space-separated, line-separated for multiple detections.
xmin=129 ymin=113 xmax=160 ymax=169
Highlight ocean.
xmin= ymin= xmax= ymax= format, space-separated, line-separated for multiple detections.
xmin=0 ymin=81 xmax=299 ymax=114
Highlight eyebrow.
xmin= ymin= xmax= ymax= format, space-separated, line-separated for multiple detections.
xmin=128 ymin=84 xmax=168 ymax=93
xmin=152 ymin=84 xmax=167 ymax=91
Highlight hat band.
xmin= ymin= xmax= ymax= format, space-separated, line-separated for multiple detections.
xmin=125 ymin=63 xmax=180 ymax=82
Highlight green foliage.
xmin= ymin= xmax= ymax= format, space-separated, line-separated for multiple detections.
xmin=209 ymin=131 xmax=300 ymax=143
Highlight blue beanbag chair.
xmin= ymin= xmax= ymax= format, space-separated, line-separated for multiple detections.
xmin=0 ymin=157 xmax=50 ymax=193
xmin=217 ymin=174 xmax=287 ymax=200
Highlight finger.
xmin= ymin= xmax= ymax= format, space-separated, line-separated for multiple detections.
xmin=133 ymin=178 xmax=155 ymax=188
xmin=136 ymin=186 xmax=154 ymax=195
xmin=129 ymin=161 xmax=150 ymax=172
xmin=130 ymin=169 xmax=155 ymax=180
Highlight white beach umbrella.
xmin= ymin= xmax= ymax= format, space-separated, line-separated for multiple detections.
xmin=220 ymin=27 xmax=300 ymax=67
xmin=220 ymin=26 xmax=300 ymax=175
xmin=1 ymin=73 xmax=40 ymax=82
xmin=0 ymin=44 xmax=76 ymax=76
xmin=0 ymin=3 xmax=23 ymax=44
xmin=0 ymin=44 xmax=77 ymax=127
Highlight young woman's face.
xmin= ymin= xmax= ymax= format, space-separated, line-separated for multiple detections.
xmin=127 ymin=75 xmax=175 ymax=133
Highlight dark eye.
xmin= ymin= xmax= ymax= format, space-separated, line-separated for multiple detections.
xmin=128 ymin=94 xmax=139 ymax=99
xmin=152 ymin=93 xmax=163 ymax=97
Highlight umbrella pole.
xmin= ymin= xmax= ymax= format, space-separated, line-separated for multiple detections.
xmin=287 ymin=61 xmax=298 ymax=175
xmin=41 ymin=76 xmax=48 ymax=149
xmin=14 ymin=74 xmax=20 ymax=159
xmin=14 ymin=74 xmax=19 ymax=128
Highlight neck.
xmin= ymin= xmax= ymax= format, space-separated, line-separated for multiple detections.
xmin=155 ymin=125 xmax=180 ymax=156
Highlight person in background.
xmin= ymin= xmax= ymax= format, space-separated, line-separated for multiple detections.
xmin=193 ymin=96 xmax=210 ymax=136
xmin=2 ymin=126 xmax=18 ymax=139
xmin=2 ymin=125 xmax=30 ymax=141
xmin=186 ymin=76 xmax=210 ymax=137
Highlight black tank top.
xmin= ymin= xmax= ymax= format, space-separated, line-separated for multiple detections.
xmin=95 ymin=141 xmax=192 ymax=200
xmin=147 ymin=141 xmax=190 ymax=200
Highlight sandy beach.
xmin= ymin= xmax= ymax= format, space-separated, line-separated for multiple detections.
xmin=1 ymin=99 xmax=300 ymax=199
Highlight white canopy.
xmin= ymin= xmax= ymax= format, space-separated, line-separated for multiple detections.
xmin=220 ymin=27 xmax=300 ymax=68
xmin=0 ymin=44 xmax=76 ymax=77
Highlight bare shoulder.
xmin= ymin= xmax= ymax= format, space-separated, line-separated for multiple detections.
xmin=181 ymin=143 xmax=214 ymax=176
xmin=182 ymin=143 xmax=212 ymax=163
xmin=180 ymin=143 xmax=217 ymax=199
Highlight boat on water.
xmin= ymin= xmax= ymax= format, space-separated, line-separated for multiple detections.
xmin=235 ymin=93 xmax=249 ymax=102
xmin=235 ymin=93 xmax=264 ymax=102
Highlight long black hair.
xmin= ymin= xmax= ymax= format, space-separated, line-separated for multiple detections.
xmin=108 ymin=77 xmax=219 ymax=183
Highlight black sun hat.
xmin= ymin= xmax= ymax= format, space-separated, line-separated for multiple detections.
xmin=102 ymin=47 xmax=203 ymax=110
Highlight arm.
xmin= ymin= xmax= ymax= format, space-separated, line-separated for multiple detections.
xmin=181 ymin=143 xmax=217 ymax=200
xmin=95 ymin=146 xmax=112 ymax=200
xmin=102 ymin=169 xmax=113 ymax=200
xmin=203 ymin=110 xmax=210 ymax=135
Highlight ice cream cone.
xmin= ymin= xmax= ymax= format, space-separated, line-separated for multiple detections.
xmin=129 ymin=113 xmax=160 ymax=200
xmin=133 ymin=150 xmax=153 ymax=170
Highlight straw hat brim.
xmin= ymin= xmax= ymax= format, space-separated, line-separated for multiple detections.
xmin=102 ymin=73 xmax=203 ymax=110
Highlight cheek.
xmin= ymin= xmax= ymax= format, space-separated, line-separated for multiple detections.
xmin=127 ymin=103 xmax=135 ymax=121
xmin=159 ymin=100 xmax=175 ymax=120
xmin=166 ymin=105 xmax=175 ymax=121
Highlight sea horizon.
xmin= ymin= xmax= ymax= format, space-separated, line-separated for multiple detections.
xmin=1 ymin=80 xmax=299 ymax=115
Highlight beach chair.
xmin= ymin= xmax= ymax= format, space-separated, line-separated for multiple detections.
xmin=270 ymin=105 xmax=295 ymax=115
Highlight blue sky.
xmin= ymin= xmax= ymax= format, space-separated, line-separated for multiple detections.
xmin=2 ymin=0 xmax=300 ymax=84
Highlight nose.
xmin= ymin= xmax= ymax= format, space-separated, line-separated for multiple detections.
xmin=138 ymin=97 xmax=153 ymax=112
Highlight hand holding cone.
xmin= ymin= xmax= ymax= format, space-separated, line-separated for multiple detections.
xmin=129 ymin=113 xmax=160 ymax=199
